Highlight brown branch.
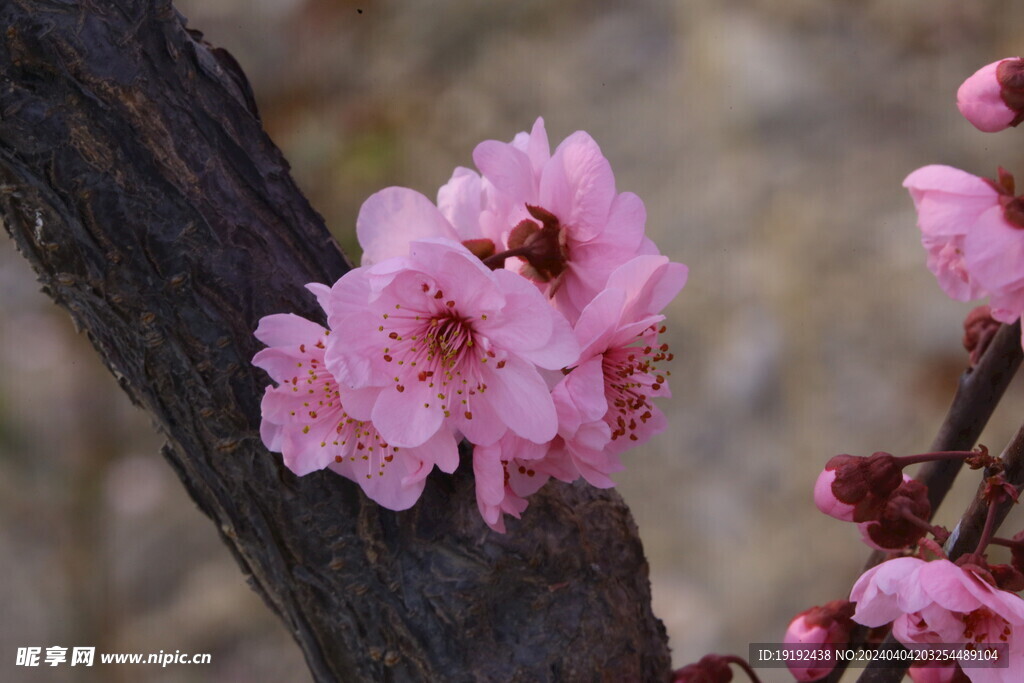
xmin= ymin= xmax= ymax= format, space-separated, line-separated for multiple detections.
xmin=822 ymin=320 xmax=1023 ymax=683
xmin=0 ymin=2 xmax=670 ymax=680
xmin=916 ymin=320 xmax=1023 ymax=513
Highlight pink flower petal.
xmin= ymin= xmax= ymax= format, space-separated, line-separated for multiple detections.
xmin=356 ymin=187 xmax=459 ymax=265
xmin=437 ymin=166 xmax=485 ymax=241
xmin=903 ymin=165 xmax=999 ymax=239
xmin=523 ymin=117 xmax=551 ymax=176
xmin=452 ymin=389 xmax=508 ymax=447
xmin=371 ymin=379 xmax=446 ymax=448
xmin=566 ymin=420 xmax=619 ymax=487
xmin=305 ymin=282 xmax=333 ymax=311
xmin=964 ymin=204 xmax=1024 ymax=292
xmin=606 ymin=255 xmax=689 ymax=320
xmin=554 ymin=355 xmax=608 ymax=434
xmin=539 ymin=131 xmax=616 ymax=242
xmin=473 ymin=140 xmax=538 ymax=206
xmin=850 ymin=558 xmax=925 ymax=627
xmin=254 ymin=313 xmax=326 ymax=348
xmin=482 ymin=355 xmax=558 ymax=444
xmin=574 ymin=287 xmax=627 ymax=359
xmin=324 ymin=310 xmax=389 ymax=388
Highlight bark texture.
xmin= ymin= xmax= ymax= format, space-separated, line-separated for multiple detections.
xmin=0 ymin=2 xmax=671 ymax=681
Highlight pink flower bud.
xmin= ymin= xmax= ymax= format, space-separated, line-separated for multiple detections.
xmin=957 ymin=58 xmax=1024 ymax=133
xmin=783 ymin=601 xmax=854 ymax=682
xmin=814 ymin=467 xmax=855 ymax=521
xmin=813 ymin=453 xmax=903 ymax=522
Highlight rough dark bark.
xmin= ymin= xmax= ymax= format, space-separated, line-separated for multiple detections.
xmin=0 ymin=2 xmax=671 ymax=681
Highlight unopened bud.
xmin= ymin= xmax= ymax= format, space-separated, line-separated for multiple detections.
xmin=783 ymin=600 xmax=854 ymax=681
xmin=957 ymin=58 xmax=1024 ymax=133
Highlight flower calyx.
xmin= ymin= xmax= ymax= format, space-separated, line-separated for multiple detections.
xmin=985 ymin=167 xmax=1024 ymax=228
xmin=981 ymin=472 xmax=1019 ymax=505
xmin=996 ymin=57 xmax=1024 ymax=126
xmin=483 ymin=204 xmax=569 ymax=285
xmin=827 ymin=452 xmax=904 ymax=522
xmin=863 ymin=479 xmax=940 ymax=550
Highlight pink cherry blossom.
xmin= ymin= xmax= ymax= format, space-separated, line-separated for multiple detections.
xmin=903 ymin=165 xmax=996 ymax=302
xmin=252 ymin=308 xmax=458 ymax=510
xmin=322 ymin=238 xmax=580 ymax=451
xmin=471 ymin=117 xmax=655 ymax=321
xmin=957 ymin=59 xmax=1024 ymax=133
xmin=904 ymin=164 xmax=1024 ymax=333
xmin=572 ymin=255 xmax=688 ymax=459
xmin=851 ymin=557 xmax=1024 ymax=682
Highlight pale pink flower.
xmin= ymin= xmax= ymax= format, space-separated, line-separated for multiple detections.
xmin=903 ymin=165 xmax=996 ymax=302
xmin=253 ymin=308 xmax=458 ymax=510
xmin=572 ymin=255 xmax=688 ymax=459
xmin=323 ymin=238 xmax=580 ymax=450
xmin=783 ymin=601 xmax=854 ymax=682
xmin=471 ymin=117 xmax=654 ymax=321
xmin=851 ymin=557 xmax=1024 ymax=682
xmin=957 ymin=59 xmax=1024 ymax=133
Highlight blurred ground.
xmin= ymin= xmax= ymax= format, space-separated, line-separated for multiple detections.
xmin=5 ymin=1 xmax=1024 ymax=681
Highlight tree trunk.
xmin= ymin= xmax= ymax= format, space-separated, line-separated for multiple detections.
xmin=0 ymin=2 xmax=671 ymax=680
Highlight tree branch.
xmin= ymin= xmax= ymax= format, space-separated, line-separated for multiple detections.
xmin=0 ymin=2 xmax=671 ymax=680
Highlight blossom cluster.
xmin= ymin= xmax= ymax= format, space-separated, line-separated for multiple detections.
xmin=253 ymin=118 xmax=687 ymax=531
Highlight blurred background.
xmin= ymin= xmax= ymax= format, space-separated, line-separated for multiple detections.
xmin=5 ymin=1 xmax=1024 ymax=681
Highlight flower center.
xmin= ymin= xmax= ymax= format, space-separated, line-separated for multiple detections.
xmin=481 ymin=204 xmax=570 ymax=283
xmin=962 ymin=606 xmax=1013 ymax=644
xmin=425 ymin=311 xmax=474 ymax=366
xmin=376 ymin=282 xmax=507 ymax=420
xmin=603 ymin=324 xmax=673 ymax=442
